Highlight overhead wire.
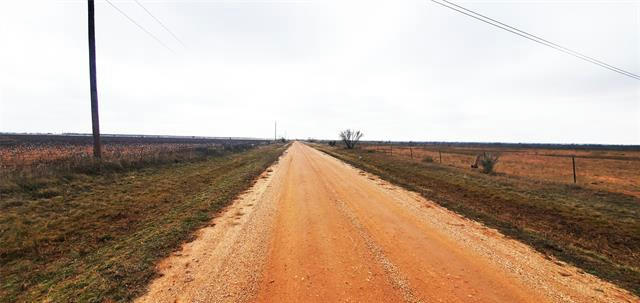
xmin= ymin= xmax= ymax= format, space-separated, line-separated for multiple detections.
xmin=440 ymin=0 xmax=639 ymax=79
xmin=133 ymin=0 xmax=187 ymax=48
xmin=104 ymin=0 xmax=176 ymax=54
xmin=430 ymin=0 xmax=640 ymax=80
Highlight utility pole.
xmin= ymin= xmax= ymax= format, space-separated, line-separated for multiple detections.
xmin=572 ymin=155 xmax=577 ymax=184
xmin=88 ymin=0 xmax=101 ymax=158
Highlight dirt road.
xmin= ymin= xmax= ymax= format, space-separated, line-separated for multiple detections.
xmin=137 ymin=142 xmax=637 ymax=303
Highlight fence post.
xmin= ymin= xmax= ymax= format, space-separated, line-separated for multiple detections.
xmin=410 ymin=147 xmax=413 ymax=159
xmin=572 ymin=155 xmax=577 ymax=184
xmin=439 ymin=150 xmax=442 ymax=163
xmin=390 ymin=145 xmax=392 ymax=156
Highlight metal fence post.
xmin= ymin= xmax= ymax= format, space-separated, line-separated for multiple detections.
xmin=572 ymin=155 xmax=577 ymax=184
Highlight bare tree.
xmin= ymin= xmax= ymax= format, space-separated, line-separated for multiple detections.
xmin=339 ymin=129 xmax=363 ymax=149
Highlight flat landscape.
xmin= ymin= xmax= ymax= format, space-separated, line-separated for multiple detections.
xmin=0 ymin=135 xmax=285 ymax=302
xmin=4 ymin=1 xmax=638 ymax=301
xmin=2 ymin=136 xmax=639 ymax=302
xmin=136 ymin=142 xmax=637 ymax=302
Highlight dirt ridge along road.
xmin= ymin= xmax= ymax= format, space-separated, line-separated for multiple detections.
xmin=137 ymin=142 xmax=638 ymax=303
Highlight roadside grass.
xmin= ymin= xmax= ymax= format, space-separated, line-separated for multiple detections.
xmin=0 ymin=144 xmax=286 ymax=302
xmin=0 ymin=143 xmax=257 ymax=194
xmin=360 ymin=144 xmax=640 ymax=198
xmin=314 ymin=145 xmax=640 ymax=296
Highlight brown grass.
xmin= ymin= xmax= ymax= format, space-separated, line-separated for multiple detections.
xmin=0 ymin=142 xmax=255 ymax=182
xmin=362 ymin=144 xmax=640 ymax=198
xmin=0 ymin=144 xmax=286 ymax=302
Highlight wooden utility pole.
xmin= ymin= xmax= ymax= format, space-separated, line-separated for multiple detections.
xmin=572 ymin=155 xmax=577 ymax=184
xmin=88 ymin=0 xmax=101 ymax=158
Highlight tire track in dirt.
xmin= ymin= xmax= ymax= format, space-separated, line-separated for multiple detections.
xmin=295 ymin=146 xmax=420 ymax=302
xmin=255 ymin=142 xmax=405 ymax=302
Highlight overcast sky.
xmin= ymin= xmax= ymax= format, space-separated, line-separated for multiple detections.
xmin=1 ymin=0 xmax=639 ymax=144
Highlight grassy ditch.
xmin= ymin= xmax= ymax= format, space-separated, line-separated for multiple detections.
xmin=0 ymin=144 xmax=287 ymax=302
xmin=314 ymin=144 xmax=640 ymax=296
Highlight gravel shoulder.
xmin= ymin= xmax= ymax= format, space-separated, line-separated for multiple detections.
xmin=135 ymin=149 xmax=290 ymax=303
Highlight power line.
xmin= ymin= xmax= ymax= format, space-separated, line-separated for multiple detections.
xmin=133 ymin=0 xmax=187 ymax=48
xmin=439 ymin=0 xmax=637 ymax=79
xmin=104 ymin=0 xmax=176 ymax=53
xmin=431 ymin=0 xmax=640 ymax=80
xmin=430 ymin=0 xmax=640 ymax=80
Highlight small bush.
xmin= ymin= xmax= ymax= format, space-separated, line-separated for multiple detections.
xmin=328 ymin=141 xmax=336 ymax=146
xmin=422 ymin=156 xmax=434 ymax=163
xmin=339 ymin=129 xmax=363 ymax=149
xmin=479 ymin=153 xmax=500 ymax=174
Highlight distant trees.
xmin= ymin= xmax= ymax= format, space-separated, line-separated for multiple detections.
xmin=339 ymin=129 xmax=363 ymax=149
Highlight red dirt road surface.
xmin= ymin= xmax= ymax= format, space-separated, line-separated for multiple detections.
xmin=136 ymin=142 xmax=637 ymax=303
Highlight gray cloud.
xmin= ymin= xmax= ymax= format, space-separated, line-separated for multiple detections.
xmin=1 ymin=0 xmax=638 ymax=144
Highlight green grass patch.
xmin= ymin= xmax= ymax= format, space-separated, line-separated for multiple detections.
xmin=314 ymin=145 xmax=640 ymax=296
xmin=0 ymin=144 xmax=286 ymax=302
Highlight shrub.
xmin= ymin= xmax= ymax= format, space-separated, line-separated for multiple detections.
xmin=479 ymin=153 xmax=500 ymax=174
xmin=339 ymin=129 xmax=364 ymax=149
xmin=422 ymin=156 xmax=434 ymax=163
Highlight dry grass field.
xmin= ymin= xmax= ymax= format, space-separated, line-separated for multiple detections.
xmin=0 ymin=135 xmax=286 ymax=302
xmin=2 ymin=136 xmax=637 ymax=301
xmin=362 ymin=144 xmax=640 ymax=198
xmin=0 ymin=135 xmax=271 ymax=193
xmin=1 ymin=142 xmax=211 ymax=166
xmin=0 ymin=134 xmax=269 ymax=175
